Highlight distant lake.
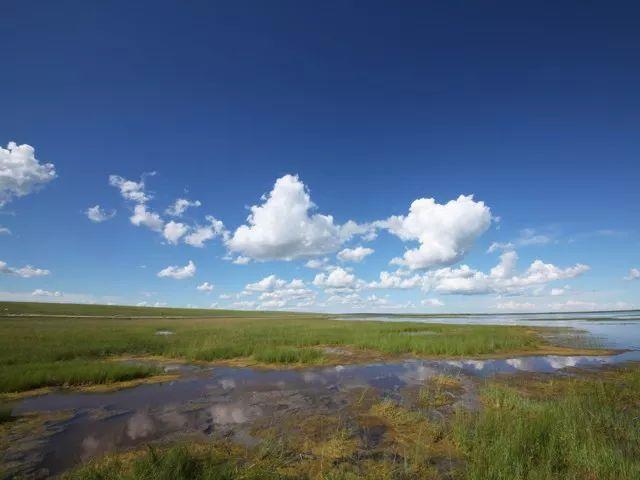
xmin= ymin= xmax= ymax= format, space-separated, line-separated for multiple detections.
xmin=339 ymin=310 xmax=640 ymax=351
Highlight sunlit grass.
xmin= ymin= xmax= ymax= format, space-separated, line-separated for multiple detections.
xmin=0 ymin=302 xmax=548 ymax=393
xmin=0 ymin=360 xmax=160 ymax=393
xmin=453 ymin=367 xmax=640 ymax=479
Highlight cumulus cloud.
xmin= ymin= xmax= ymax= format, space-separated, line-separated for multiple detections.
xmin=157 ymin=260 xmax=196 ymax=279
xmin=0 ymin=260 xmax=50 ymax=278
xmin=313 ymin=267 xmax=361 ymax=290
xmin=166 ymin=198 xmax=201 ymax=217
xmin=255 ymin=278 xmax=315 ymax=309
xmin=367 ymin=271 xmax=423 ymax=289
xmin=624 ymin=268 xmax=640 ymax=281
xmin=197 ymin=282 xmax=214 ymax=292
xmin=0 ymin=227 xmax=11 ymax=235
xmin=305 ymin=258 xmax=329 ymax=269
xmin=245 ymin=274 xmax=287 ymax=293
xmin=337 ymin=246 xmax=374 ymax=263
xmin=184 ymin=216 xmax=226 ymax=248
xmin=0 ymin=142 xmax=56 ymax=207
xmin=32 ymin=289 xmax=62 ymax=297
xmin=109 ymin=174 xmax=153 ymax=203
xmin=339 ymin=220 xmax=378 ymax=242
xmin=228 ymin=174 xmax=357 ymax=261
xmin=489 ymin=250 xmax=518 ymax=279
xmin=130 ymin=204 xmax=164 ymax=232
xmin=163 ymin=221 xmax=189 ymax=244
xmin=382 ymin=195 xmax=492 ymax=270
xmin=422 ymin=252 xmax=589 ymax=295
xmin=86 ymin=205 xmax=116 ymax=223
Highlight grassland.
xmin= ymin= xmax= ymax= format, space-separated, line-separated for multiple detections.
xmin=0 ymin=301 xmax=576 ymax=394
xmin=0 ymin=301 xmax=300 ymax=318
xmin=2 ymin=302 xmax=637 ymax=479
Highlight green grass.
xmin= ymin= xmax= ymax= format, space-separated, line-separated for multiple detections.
xmin=0 ymin=301 xmax=548 ymax=393
xmin=0 ymin=361 xmax=159 ymax=393
xmin=453 ymin=368 xmax=640 ymax=479
xmin=0 ymin=301 xmax=302 ymax=318
xmin=62 ymin=443 xmax=293 ymax=480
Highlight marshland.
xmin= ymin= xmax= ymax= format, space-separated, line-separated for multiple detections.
xmin=1 ymin=302 xmax=639 ymax=479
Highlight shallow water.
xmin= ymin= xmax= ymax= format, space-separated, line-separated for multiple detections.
xmin=341 ymin=310 xmax=640 ymax=350
xmin=9 ymin=347 xmax=640 ymax=477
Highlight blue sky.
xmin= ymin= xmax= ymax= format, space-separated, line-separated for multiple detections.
xmin=1 ymin=1 xmax=638 ymax=312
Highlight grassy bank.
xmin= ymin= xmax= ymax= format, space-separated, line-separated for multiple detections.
xmin=0 ymin=303 xmax=557 ymax=393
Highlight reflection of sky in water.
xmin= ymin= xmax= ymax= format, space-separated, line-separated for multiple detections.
xmin=341 ymin=311 xmax=640 ymax=350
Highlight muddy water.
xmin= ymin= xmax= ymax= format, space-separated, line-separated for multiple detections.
xmin=7 ymin=344 xmax=640 ymax=478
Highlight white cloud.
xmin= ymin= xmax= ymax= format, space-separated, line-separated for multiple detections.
xmin=489 ymin=250 xmax=518 ymax=279
xmin=231 ymin=300 xmax=257 ymax=310
xmin=256 ymin=278 xmax=315 ymax=309
xmin=86 ymin=205 xmax=116 ymax=223
xmin=130 ymin=204 xmax=164 ymax=232
xmin=486 ymin=242 xmax=514 ymax=253
xmin=163 ymin=221 xmax=189 ymax=244
xmin=227 ymin=174 xmax=346 ymax=261
xmin=422 ymin=298 xmax=444 ymax=306
xmin=157 ymin=260 xmax=196 ymax=279
xmin=382 ymin=195 xmax=492 ymax=270
xmin=624 ymin=268 xmax=640 ymax=281
xmin=313 ymin=267 xmax=360 ymax=290
xmin=487 ymin=228 xmax=553 ymax=253
xmin=0 ymin=142 xmax=57 ymax=207
xmin=423 ymin=252 xmax=589 ymax=295
xmin=337 ymin=246 xmax=374 ymax=263
xmin=367 ymin=271 xmax=423 ymax=289
xmin=245 ymin=274 xmax=287 ymax=292
xmin=547 ymin=299 xmax=599 ymax=311
xmin=232 ymin=256 xmax=250 ymax=265
xmin=0 ymin=260 xmax=50 ymax=278
xmin=109 ymin=174 xmax=152 ymax=203
xmin=305 ymin=258 xmax=327 ymax=269
xmin=339 ymin=220 xmax=378 ymax=242
xmin=0 ymin=227 xmax=10 ymax=235
xmin=32 ymin=289 xmax=62 ymax=297
xmin=197 ymin=282 xmax=214 ymax=292
xmin=550 ymin=287 xmax=566 ymax=296
xmin=184 ymin=215 xmax=226 ymax=247
xmin=496 ymin=300 xmax=536 ymax=311
xmin=166 ymin=198 xmax=201 ymax=217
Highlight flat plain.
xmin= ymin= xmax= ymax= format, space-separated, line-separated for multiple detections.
xmin=1 ymin=302 xmax=639 ymax=479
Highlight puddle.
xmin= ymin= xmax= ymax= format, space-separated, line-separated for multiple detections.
xmin=8 ymin=346 xmax=640 ymax=477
